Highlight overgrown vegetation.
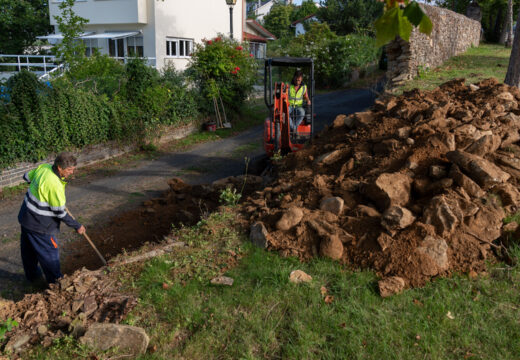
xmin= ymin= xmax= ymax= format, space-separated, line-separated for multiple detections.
xmin=268 ymin=23 xmax=380 ymax=87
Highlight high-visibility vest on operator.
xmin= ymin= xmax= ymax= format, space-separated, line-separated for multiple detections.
xmin=289 ymin=84 xmax=307 ymax=107
xmin=18 ymin=164 xmax=80 ymax=235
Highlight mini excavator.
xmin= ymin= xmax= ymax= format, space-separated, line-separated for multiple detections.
xmin=263 ymin=57 xmax=315 ymax=156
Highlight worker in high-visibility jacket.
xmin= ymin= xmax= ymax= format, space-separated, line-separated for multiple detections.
xmin=18 ymin=152 xmax=86 ymax=285
xmin=288 ymin=70 xmax=311 ymax=132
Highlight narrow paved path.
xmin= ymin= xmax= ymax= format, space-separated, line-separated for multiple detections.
xmin=0 ymin=87 xmax=377 ymax=298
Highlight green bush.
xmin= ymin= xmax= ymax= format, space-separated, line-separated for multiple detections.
xmin=268 ymin=23 xmax=379 ymax=87
xmin=0 ymin=57 xmax=205 ymax=168
xmin=188 ymin=35 xmax=257 ymax=114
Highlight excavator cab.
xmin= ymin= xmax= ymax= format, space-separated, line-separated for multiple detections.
xmin=263 ymin=57 xmax=314 ymax=157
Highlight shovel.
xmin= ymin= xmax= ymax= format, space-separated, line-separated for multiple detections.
xmin=65 ymin=208 xmax=108 ymax=267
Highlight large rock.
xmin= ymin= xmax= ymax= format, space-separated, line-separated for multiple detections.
xmin=449 ymin=164 xmax=485 ymax=198
xmin=423 ymin=195 xmax=462 ymax=237
xmin=353 ymin=111 xmax=375 ymax=128
xmin=447 ymin=150 xmax=510 ymax=188
xmin=378 ymin=276 xmax=406 ymax=297
xmin=381 ymin=206 xmax=416 ymax=232
xmin=363 ymin=172 xmax=413 ymax=210
xmin=416 ymin=236 xmax=449 ymax=276
xmin=289 ymin=270 xmax=313 ymax=284
xmin=492 ymin=183 xmax=520 ymax=207
xmin=4 ymin=333 xmax=31 ymax=354
xmin=319 ymin=197 xmax=344 ymax=215
xmin=250 ymin=222 xmax=270 ymax=248
xmin=465 ymin=134 xmax=501 ymax=156
xmin=319 ymin=235 xmax=344 ymax=260
xmin=81 ymin=324 xmax=149 ymax=357
xmin=276 ymin=207 xmax=304 ymax=231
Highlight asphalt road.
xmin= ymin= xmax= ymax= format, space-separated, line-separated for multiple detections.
xmin=0 ymin=86 xmax=379 ymax=298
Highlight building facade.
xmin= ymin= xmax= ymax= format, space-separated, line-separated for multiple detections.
xmin=45 ymin=0 xmax=246 ymax=70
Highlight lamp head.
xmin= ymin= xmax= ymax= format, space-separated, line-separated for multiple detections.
xmin=226 ymin=0 xmax=237 ymax=6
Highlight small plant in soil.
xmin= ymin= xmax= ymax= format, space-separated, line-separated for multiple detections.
xmin=0 ymin=318 xmax=18 ymax=340
xmin=219 ymin=186 xmax=242 ymax=206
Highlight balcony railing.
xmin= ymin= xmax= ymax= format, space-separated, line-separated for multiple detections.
xmin=0 ymin=55 xmax=58 ymax=73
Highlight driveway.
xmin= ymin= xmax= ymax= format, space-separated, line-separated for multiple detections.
xmin=0 ymin=86 xmax=379 ymax=298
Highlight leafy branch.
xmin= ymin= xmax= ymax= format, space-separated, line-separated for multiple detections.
xmin=374 ymin=0 xmax=433 ymax=47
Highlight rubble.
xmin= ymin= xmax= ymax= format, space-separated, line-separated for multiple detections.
xmin=242 ymin=78 xmax=520 ymax=289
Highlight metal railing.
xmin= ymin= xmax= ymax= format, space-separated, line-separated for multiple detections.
xmin=0 ymin=54 xmax=58 ymax=73
xmin=111 ymin=56 xmax=156 ymax=67
xmin=38 ymin=63 xmax=67 ymax=81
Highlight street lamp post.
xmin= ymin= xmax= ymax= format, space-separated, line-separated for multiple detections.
xmin=226 ymin=0 xmax=237 ymax=39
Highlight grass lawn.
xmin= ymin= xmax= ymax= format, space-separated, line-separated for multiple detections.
xmin=18 ymin=43 xmax=520 ymax=359
xmin=397 ymin=43 xmax=511 ymax=93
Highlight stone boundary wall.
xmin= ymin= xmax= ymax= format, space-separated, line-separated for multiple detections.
xmin=387 ymin=4 xmax=481 ymax=87
xmin=0 ymin=123 xmax=198 ymax=191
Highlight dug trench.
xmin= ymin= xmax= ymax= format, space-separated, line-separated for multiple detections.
xmin=4 ymin=77 xmax=520 ymax=354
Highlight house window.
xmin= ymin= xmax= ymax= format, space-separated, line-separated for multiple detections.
xmin=166 ymin=38 xmax=193 ymax=58
xmin=127 ymin=36 xmax=144 ymax=57
xmin=109 ymin=38 xmax=125 ymax=58
xmin=83 ymin=39 xmax=98 ymax=57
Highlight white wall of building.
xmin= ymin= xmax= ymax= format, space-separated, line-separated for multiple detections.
xmin=153 ymin=0 xmax=243 ymax=70
xmin=49 ymin=0 xmax=244 ymax=71
xmin=49 ymin=0 xmax=148 ymax=25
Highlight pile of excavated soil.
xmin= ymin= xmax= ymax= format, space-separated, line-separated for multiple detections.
xmin=243 ymin=78 xmax=520 ymax=296
xmin=0 ymin=268 xmax=136 ymax=354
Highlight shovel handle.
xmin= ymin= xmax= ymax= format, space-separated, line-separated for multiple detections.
xmin=66 ymin=208 xmax=108 ymax=266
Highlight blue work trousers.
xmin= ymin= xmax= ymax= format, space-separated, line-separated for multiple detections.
xmin=289 ymin=106 xmax=305 ymax=131
xmin=20 ymin=227 xmax=63 ymax=284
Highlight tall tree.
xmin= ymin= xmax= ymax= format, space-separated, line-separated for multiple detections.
xmin=504 ymin=8 xmax=520 ymax=85
xmin=0 ymin=0 xmax=52 ymax=54
xmin=291 ymin=0 xmax=318 ymax=22
xmin=263 ymin=2 xmax=294 ymax=38
xmin=53 ymin=0 xmax=88 ymax=68
xmin=318 ymin=0 xmax=384 ymax=35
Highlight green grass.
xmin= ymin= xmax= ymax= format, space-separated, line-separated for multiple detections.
xmin=0 ymin=182 xmax=28 ymax=200
xmin=397 ymin=43 xmax=511 ymax=93
xmin=27 ymin=209 xmax=520 ymax=360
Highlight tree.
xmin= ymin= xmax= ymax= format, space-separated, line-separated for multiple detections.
xmin=263 ymin=2 xmax=295 ymax=39
xmin=318 ymin=0 xmax=384 ymax=35
xmin=504 ymin=8 xmax=520 ymax=86
xmin=291 ymin=0 xmax=318 ymax=22
xmin=500 ymin=0 xmax=514 ymax=46
xmin=53 ymin=0 xmax=89 ymax=68
xmin=0 ymin=0 xmax=52 ymax=54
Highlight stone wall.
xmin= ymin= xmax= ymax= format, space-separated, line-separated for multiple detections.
xmin=0 ymin=123 xmax=198 ymax=191
xmin=386 ymin=4 xmax=481 ymax=87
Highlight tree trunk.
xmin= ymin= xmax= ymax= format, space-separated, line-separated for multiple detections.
xmin=505 ymin=0 xmax=513 ymax=48
xmin=504 ymin=10 xmax=520 ymax=86
xmin=500 ymin=0 xmax=513 ymax=45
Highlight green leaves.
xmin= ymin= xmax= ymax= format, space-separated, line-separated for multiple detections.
xmin=374 ymin=1 xmax=433 ymax=47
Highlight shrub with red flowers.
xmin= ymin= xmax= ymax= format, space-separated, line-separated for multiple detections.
xmin=188 ymin=35 xmax=257 ymax=113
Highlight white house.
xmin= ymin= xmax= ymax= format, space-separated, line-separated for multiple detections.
xmin=41 ymin=0 xmax=246 ymax=71
xmin=244 ymin=19 xmax=276 ymax=59
xmin=250 ymin=0 xmax=292 ymax=22
xmin=291 ymin=13 xmax=318 ymax=36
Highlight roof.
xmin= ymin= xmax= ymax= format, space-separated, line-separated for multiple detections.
xmin=246 ymin=19 xmax=277 ymax=40
xmin=291 ymin=13 xmax=317 ymax=26
xmin=265 ymin=57 xmax=313 ymax=67
xmin=243 ymin=32 xmax=267 ymax=43
xmin=37 ymin=31 xmax=141 ymax=41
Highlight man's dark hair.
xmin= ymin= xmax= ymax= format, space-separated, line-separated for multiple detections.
xmin=54 ymin=152 xmax=77 ymax=169
xmin=291 ymin=70 xmax=304 ymax=86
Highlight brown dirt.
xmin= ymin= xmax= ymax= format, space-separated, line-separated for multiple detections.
xmin=241 ymin=78 xmax=520 ymax=292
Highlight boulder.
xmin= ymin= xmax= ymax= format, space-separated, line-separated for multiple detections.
xmin=492 ymin=182 xmax=520 ymax=207
xmin=423 ymin=195 xmax=462 ymax=237
xmin=4 ymin=333 xmax=31 ymax=354
xmin=81 ymin=324 xmax=149 ymax=357
xmin=377 ymin=232 xmax=393 ymax=251
xmin=447 ymin=150 xmax=510 ymax=188
xmin=378 ymin=276 xmax=406 ymax=297
xmin=289 ymin=270 xmax=313 ymax=284
xmin=381 ymin=206 xmax=416 ymax=232
xmin=416 ymin=236 xmax=449 ymax=276
xmin=465 ymin=134 xmax=501 ymax=156
xmin=449 ymin=164 xmax=485 ymax=198
xmin=250 ymin=222 xmax=270 ymax=248
xmin=353 ymin=111 xmax=375 ymax=128
xmin=276 ymin=207 xmax=304 ymax=231
xmin=315 ymin=150 xmax=343 ymax=165
xmin=363 ymin=172 xmax=413 ymax=210
xmin=319 ymin=197 xmax=344 ymax=215
xmin=332 ymin=114 xmax=347 ymax=128
xmin=319 ymin=235 xmax=344 ymax=260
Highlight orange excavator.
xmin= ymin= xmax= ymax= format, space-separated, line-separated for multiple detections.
xmin=263 ymin=57 xmax=314 ymax=156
